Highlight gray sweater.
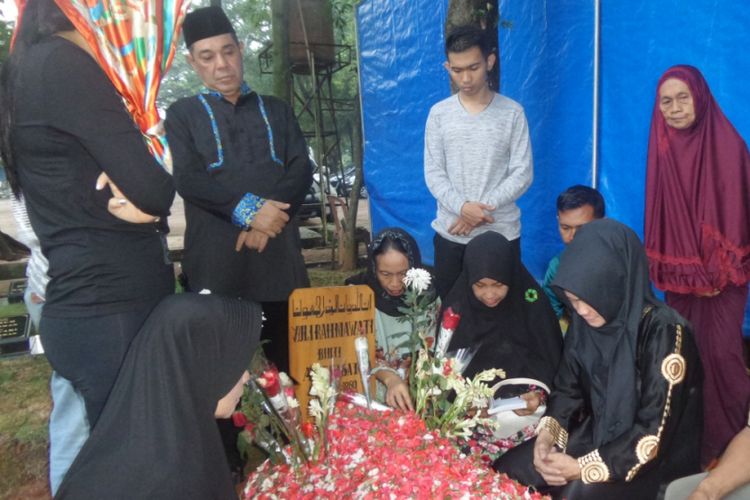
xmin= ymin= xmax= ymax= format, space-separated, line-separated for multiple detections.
xmin=424 ymin=93 xmax=533 ymax=244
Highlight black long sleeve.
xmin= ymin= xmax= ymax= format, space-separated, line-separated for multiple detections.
xmin=44 ymin=42 xmax=174 ymax=216
xmin=13 ymin=36 xmax=175 ymax=316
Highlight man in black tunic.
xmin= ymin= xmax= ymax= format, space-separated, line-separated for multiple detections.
xmin=166 ymin=6 xmax=312 ymax=374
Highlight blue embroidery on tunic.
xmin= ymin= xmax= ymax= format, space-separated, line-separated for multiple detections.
xmin=232 ymin=193 xmax=267 ymax=229
xmin=197 ymin=94 xmax=224 ymax=170
xmin=199 ymin=82 xmax=282 ymax=169
xmin=256 ymin=95 xmax=283 ymax=166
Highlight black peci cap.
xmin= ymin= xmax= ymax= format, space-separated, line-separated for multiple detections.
xmin=182 ymin=6 xmax=235 ymax=48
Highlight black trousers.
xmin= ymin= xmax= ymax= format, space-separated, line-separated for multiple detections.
xmin=40 ymin=297 xmax=163 ymax=429
xmin=494 ymin=437 xmax=663 ymax=500
xmin=433 ymin=233 xmax=521 ymax=300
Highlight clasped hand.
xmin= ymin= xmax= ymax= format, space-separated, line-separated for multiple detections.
xmin=449 ymin=201 xmax=495 ymax=236
xmin=235 ymin=200 xmax=290 ymax=253
xmin=96 ymin=173 xmax=160 ymax=224
xmin=533 ymin=429 xmax=581 ymax=486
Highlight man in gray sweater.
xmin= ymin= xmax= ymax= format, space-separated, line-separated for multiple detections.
xmin=424 ymin=25 xmax=533 ymax=298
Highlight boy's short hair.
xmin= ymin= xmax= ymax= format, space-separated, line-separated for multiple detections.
xmin=445 ymin=25 xmax=491 ymax=58
xmin=556 ymin=185 xmax=606 ymax=218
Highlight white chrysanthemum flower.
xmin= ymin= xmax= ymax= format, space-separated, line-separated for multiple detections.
xmin=403 ymin=267 xmax=432 ymax=294
xmin=288 ymin=397 xmax=300 ymax=409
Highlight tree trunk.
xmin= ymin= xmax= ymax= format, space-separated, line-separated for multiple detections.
xmin=446 ymin=0 xmax=500 ymax=92
xmin=338 ymin=96 xmax=364 ymax=271
xmin=271 ymin=0 xmax=292 ymax=103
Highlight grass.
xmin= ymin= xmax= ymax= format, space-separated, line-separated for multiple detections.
xmin=308 ymin=267 xmax=357 ymax=287
xmin=0 ymin=302 xmax=29 ymax=318
xmin=0 ymin=267 xmax=361 ymax=499
xmin=0 ymin=356 xmax=52 ymax=499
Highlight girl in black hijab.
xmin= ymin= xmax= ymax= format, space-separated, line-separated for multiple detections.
xmin=346 ymin=228 xmax=437 ymax=411
xmin=56 ymin=293 xmax=262 ymax=499
xmin=494 ymin=219 xmax=703 ymax=500
xmin=444 ymin=231 xmax=562 ymax=417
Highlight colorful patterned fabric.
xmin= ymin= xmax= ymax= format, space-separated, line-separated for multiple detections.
xmin=232 ymin=193 xmax=266 ymax=229
xmin=28 ymin=0 xmax=190 ymax=168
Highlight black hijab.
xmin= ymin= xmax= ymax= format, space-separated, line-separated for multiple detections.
xmin=444 ymin=231 xmax=562 ymax=385
xmin=56 ymin=293 xmax=262 ymax=500
xmin=552 ymin=218 xmax=665 ymax=446
xmin=346 ymin=227 xmax=432 ymax=317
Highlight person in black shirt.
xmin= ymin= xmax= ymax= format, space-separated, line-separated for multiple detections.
xmin=165 ymin=6 xmax=312 ymax=373
xmin=56 ymin=294 xmax=262 ymax=500
xmin=0 ymin=0 xmax=175 ymax=482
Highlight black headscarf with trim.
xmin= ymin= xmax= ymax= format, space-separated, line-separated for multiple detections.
xmin=346 ymin=227 xmax=434 ymax=317
xmin=56 ymin=293 xmax=262 ymax=500
xmin=552 ymin=218 xmax=667 ymax=446
xmin=445 ymin=231 xmax=562 ymax=384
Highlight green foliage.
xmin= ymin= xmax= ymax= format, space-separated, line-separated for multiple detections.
xmin=0 ymin=19 xmax=13 ymax=66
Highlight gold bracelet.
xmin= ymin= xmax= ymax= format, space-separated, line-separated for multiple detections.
xmin=535 ymin=416 xmax=569 ymax=451
xmin=577 ymin=449 xmax=610 ymax=484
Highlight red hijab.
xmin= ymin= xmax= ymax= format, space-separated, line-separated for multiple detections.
xmin=645 ymin=65 xmax=750 ymax=294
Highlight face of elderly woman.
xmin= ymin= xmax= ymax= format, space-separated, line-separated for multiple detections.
xmin=563 ymin=290 xmax=606 ymax=328
xmin=375 ymin=248 xmax=409 ymax=297
xmin=659 ymin=78 xmax=696 ymax=129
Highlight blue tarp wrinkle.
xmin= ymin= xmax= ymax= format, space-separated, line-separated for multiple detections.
xmin=356 ymin=0 xmax=750 ymax=334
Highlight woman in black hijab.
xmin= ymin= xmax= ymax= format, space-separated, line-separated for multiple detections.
xmin=494 ymin=219 xmax=703 ymax=499
xmin=444 ymin=231 xmax=562 ymax=416
xmin=346 ymin=227 xmax=437 ymax=411
xmin=56 ymin=293 xmax=262 ymax=499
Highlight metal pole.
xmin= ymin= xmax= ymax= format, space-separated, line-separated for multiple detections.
xmin=591 ymin=0 xmax=600 ymax=189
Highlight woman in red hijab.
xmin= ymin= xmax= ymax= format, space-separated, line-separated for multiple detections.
xmin=645 ymin=64 xmax=750 ymax=464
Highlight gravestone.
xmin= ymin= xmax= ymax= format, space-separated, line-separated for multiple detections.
xmin=289 ymin=285 xmax=376 ymax=420
xmin=0 ymin=314 xmax=31 ymax=357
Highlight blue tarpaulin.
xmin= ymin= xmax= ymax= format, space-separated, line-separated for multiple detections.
xmin=356 ymin=0 xmax=750 ymax=333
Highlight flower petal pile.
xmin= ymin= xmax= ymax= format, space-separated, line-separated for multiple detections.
xmin=245 ymin=401 xmax=547 ymax=499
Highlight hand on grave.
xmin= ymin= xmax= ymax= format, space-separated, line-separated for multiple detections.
xmin=382 ymin=371 xmax=414 ymax=412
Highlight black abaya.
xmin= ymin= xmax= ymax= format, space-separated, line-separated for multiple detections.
xmin=56 ymin=294 xmax=262 ymax=499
